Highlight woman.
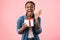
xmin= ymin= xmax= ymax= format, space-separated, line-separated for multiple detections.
xmin=17 ymin=1 xmax=42 ymax=40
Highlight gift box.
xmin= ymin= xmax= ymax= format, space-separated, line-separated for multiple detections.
xmin=24 ymin=18 xmax=34 ymax=27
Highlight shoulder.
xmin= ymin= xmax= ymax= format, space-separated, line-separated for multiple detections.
xmin=18 ymin=15 xmax=25 ymax=20
xmin=17 ymin=15 xmax=25 ymax=23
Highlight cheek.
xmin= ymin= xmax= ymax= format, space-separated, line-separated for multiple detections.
xmin=25 ymin=9 xmax=28 ymax=12
xmin=33 ymin=8 xmax=35 ymax=11
xmin=25 ymin=8 xmax=28 ymax=11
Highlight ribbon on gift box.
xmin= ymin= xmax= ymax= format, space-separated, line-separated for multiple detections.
xmin=24 ymin=18 xmax=34 ymax=27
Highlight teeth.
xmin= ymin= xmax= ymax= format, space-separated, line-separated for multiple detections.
xmin=29 ymin=11 xmax=31 ymax=12
xmin=27 ymin=10 xmax=32 ymax=12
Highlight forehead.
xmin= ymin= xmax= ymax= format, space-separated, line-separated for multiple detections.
xmin=26 ymin=3 xmax=34 ymax=7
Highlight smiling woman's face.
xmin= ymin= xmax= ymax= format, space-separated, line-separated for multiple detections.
xmin=25 ymin=3 xmax=35 ymax=18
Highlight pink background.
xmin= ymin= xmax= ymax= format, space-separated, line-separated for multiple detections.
xmin=0 ymin=0 xmax=60 ymax=40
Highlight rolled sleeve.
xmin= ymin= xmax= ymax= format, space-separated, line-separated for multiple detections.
xmin=35 ymin=26 xmax=42 ymax=35
xmin=16 ymin=16 xmax=24 ymax=34
xmin=35 ymin=17 xmax=42 ymax=35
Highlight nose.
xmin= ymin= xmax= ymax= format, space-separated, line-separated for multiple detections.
xmin=28 ymin=7 xmax=32 ymax=10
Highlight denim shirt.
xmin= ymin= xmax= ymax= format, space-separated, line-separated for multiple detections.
xmin=16 ymin=15 xmax=42 ymax=40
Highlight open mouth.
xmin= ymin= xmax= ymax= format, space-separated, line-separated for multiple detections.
xmin=27 ymin=10 xmax=33 ymax=13
xmin=28 ymin=10 xmax=32 ymax=12
xmin=28 ymin=9 xmax=32 ymax=12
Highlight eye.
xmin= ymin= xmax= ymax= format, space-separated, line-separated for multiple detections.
xmin=26 ymin=6 xmax=34 ymax=9
xmin=31 ymin=6 xmax=33 ymax=8
xmin=27 ymin=7 xmax=29 ymax=8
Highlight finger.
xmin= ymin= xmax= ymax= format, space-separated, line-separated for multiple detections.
xmin=35 ymin=10 xmax=42 ymax=16
xmin=39 ymin=10 xmax=42 ymax=15
xmin=23 ymin=23 xmax=27 ymax=26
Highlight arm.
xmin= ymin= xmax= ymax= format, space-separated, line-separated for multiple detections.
xmin=17 ymin=16 xmax=27 ymax=34
xmin=35 ymin=17 xmax=42 ymax=35
xmin=34 ymin=10 xmax=42 ymax=35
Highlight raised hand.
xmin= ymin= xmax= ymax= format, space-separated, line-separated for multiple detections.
xmin=35 ymin=10 xmax=42 ymax=19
